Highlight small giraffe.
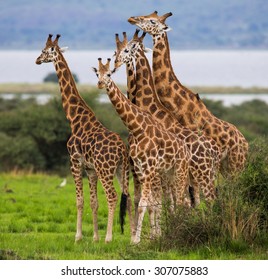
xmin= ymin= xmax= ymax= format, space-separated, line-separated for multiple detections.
xmin=114 ymin=30 xmax=221 ymax=206
xmin=35 ymin=34 xmax=135 ymax=243
xmin=114 ymin=32 xmax=143 ymax=227
xmin=128 ymin=11 xmax=249 ymax=179
xmin=93 ymin=58 xmax=190 ymax=243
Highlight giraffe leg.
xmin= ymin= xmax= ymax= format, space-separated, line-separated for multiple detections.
xmin=187 ymin=177 xmax=201 ymax=207
xmin=190 ymin=165 xmax=217 ymax=206
xmin=131 ymin=159 xmax=142 ymax=230
xmin=116 ymin=157 xmax=135 ymax=241
xmin=148 ymin=193 xmax=156 ymax=237
xmin=162 ymin=175 xmax=175 ymax=213
xmin=100 ymin=180 xmax=118 ymax=243
xmin=133 ymin=177 xmax=141 ymax=230
xmin=150 ymin=175 xmax=162 ymax=238
xmin=86 ymin=169 xmax=99 ymax=242
xmin=70 ymin=159 xmax=84 ymax=242
xmin=133 ymin=171 xmax=156 ymax=244
xmin=132 ymin=166 xmax=155 ymax=239
xmin=174 ymin=163 xmax=189 ymax=206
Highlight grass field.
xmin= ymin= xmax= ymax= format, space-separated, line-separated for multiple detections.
xmin=0 ymin=172 xmax=267 ymax=260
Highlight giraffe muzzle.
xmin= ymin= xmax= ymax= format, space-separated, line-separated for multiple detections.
xmin=128 ymin=17 xmax=138 ymax=25
xmin=35 ymin=57 xmax=42 ymax=65
xmin=97 ymin=81 xmax=104 ymax=89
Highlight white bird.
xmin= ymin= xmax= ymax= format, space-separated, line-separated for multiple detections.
xmin=56 ymin=178 xmax=67 ymax=189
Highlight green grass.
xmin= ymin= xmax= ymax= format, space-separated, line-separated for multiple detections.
xmin=0 ymin=172 xmax=267 ymax=260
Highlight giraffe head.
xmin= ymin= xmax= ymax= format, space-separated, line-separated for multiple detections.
xmin=92 ymin=58 xmax=116 ymax=89
xmin=128 ymin=11 xmax=172 ymax=35
xmin=114 ymin=29 xmax=147 ymax=68
xmin=35 ymin=34 xmax=68 ymax=65
xmin=114 ymin=32 xmax=128 ymax=68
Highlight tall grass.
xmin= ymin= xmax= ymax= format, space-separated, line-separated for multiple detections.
xmin=150 ymin=137 xmax=268 ymax=257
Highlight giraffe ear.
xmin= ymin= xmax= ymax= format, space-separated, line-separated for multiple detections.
xmin=144 ymin=47 xmax=152 ymax=53
xmin=92 ymin=67 xmax=98 ymax=73
xmin=111 ymin=67 xmax=118 ymax=74
xmin=60 ymin=46 xmax=69 ymax=53
xmin=164 ymin=26 xmax=172 ymax=32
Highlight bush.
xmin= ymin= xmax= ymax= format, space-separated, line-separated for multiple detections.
xmin=0 ymin=98 xmax=70 ymax=172
xmin=0 ymin=132 xmax=46 ymax=171
xmin=153 ymin=137 xmax=268 ymax=252
xmin=44 ymin=72 xmax=79 ymax=83
xmin=239 ymin=137 xmax=268 ymax=223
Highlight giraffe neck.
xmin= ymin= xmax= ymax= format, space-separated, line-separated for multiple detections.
xmin=152 ymin=32 xmax=183 ymax=89
xmin=53 ymin=53 xmax=100 ymax=132
xmin=125 ymin=59 xmax=137 ymax=103
xmin=152 ymin=32 xmax=212 ymax=129
xmin=105 ymin=79 xmax=150 ymax=137
xmin=134 ymin=47 xmax=183 ymax=134
xmin=135 ymin=47 xmax=161 ymax=110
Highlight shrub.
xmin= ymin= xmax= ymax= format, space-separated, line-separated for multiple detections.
xmin=239 ymin=137 xmax=268 ymax=224
xmin=154 ymin=137 xmax=268 ymax=252
xmin=44 ymin=72 xmax=79 ymax=83
xmin=0 ymin=132 xmax=46 ymax=171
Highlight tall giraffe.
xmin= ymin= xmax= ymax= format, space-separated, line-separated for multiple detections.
xmin=93 ymin=58 xmax=190 ymax=243
xmin=114 ymin=30 xmax=221 ymax=206
xmin=35 ymin=34 xmax=135 ymax=243
xmin=128 ymin=11 xmax=249 ymax=178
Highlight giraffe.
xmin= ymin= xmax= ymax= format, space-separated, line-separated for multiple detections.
xmin=114 ymin=30 xmax=221 ymax=207
xmin=93 ymin=58 xmax=190 ymax=243
xmin=35 ymin=34 xmax=135 ymax=243
xmin=114 ymin=32 xmax=143 ymax=226
xmin=128 ymin=11 xmax=249 ymax=181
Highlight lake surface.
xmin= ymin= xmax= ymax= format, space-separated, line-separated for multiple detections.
xmin=1 ymin=92 xmax=268 ymax=107
xmin=0 ymin=50 xmax=268 ymax=87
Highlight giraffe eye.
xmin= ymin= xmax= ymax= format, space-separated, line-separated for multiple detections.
xmin=51 ymin=47 xmax=54 ymax=52
xmin=124 ymin=49 xmax=129 ymax=53
xmin=107 ymin=73 xmax=111 ymax=77
xmin=150 ymin=20 xmax=156 ymax=24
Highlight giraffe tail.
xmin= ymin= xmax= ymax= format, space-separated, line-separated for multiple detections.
xmin=119 ymin=148 xmax=130 ymax=234
xmin=119 ymin=193 xmax=128 ymax=234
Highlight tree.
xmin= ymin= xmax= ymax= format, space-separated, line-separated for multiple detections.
xmin=43 ymin=72 xmax=79 ymax=83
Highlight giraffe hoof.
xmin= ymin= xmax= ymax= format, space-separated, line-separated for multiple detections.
xmin=105 ymin=236 xmax=112 ymax=243
xmin=75 ymin=235 xmax=83 ymax=243
xmin=93 ymin=236 xmax=100 ymax=243
xmin=131 ymin=237 xmax=141 ymax=245
xmin=130 ymin=235 xmax=136 ymax=243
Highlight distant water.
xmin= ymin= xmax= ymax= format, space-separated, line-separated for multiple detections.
xmin=0 ymin=50 xmax=268 ymax=87
xmin=2 ymin=92 xmax=268 ymax=107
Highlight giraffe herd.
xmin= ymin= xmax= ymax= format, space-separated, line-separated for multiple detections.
xmin=36 ymin=11 xmax=248 ymax=244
